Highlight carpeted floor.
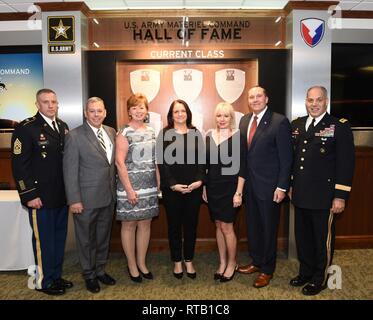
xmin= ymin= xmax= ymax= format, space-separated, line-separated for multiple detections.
xmin=0 ymin=249 xmax=372 ymax=300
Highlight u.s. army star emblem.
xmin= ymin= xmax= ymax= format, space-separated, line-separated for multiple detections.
xmin=13 ymin=138 xmax=22 ymax=155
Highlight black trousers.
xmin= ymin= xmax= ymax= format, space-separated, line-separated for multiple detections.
xmin=245 ymin=186 xmax=280 ymax=275
xmin=294 ymin=206 xmax=336 ymax=286
xmin=162 ymin=187 xmax=202 ymax=262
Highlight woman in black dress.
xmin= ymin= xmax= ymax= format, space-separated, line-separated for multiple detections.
xmin=157 ymin=99 xmax=205 ymax=279
xmin=203 ymin=102 xmax=245 ymax=282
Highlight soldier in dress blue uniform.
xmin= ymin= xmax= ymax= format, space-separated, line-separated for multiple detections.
xmin=11 ymin=88 xmax=73 ymax=295
xmin=289 ymin=86 xmax=355 ymax=296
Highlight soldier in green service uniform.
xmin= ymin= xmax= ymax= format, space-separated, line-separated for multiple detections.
xmin=289 ymin=86 xmax=355 ymax=296
xmin=11 ymin=88 xmax=73 ymax=295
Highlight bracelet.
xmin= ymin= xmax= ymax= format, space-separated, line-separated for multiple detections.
xmin=235 ymin=192 xmax=242 ymax=197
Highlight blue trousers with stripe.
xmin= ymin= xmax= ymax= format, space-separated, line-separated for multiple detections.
xmin=28 ymin=206 xmax=68 ymax=289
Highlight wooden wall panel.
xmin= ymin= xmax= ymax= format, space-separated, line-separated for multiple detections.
xmin=0 ymin=149 xmax=15 ymax=189
xmin=334 ymin=146 xmax=373 ymax=248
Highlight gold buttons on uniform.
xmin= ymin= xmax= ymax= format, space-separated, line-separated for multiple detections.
xmin=300 ymin=166 xmax=304 ymax=170
xmin=301 ymin=157 xmax=304 ymax=161
xmin=302 ymin=149 xmax=306 ymax=152
xmin=304 ymin=140 xmax=308 ymax=144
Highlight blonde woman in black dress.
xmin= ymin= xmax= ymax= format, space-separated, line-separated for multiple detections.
xmin=203 ymin=102 xmax=245 ymax=282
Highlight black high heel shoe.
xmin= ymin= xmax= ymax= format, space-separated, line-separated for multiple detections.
xmin=214 ymin=272 xmax=223 ymax=281
xmin=139 ymin=270 xmax=154 ymax=280
xmin=220 ymin=265 xmax=237 ymax=283
xmin=127 ymin=267 xmax=142 ymax=283
xmin=173 ymin=271 xmax=183 ymax=279
xmin=184 ymin=260 xmax=196 ymax=279
xmin=137 ymin=265 xmax=153 ymax=280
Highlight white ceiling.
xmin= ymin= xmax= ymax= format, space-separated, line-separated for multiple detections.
xmin=0 ymin=0 xmax=372 ymax=13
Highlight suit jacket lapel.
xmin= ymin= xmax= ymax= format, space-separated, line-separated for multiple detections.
xmin=249 ymin=109 xmax=272 ymax=150
xmin=84 ymin=121 xmax=108 ymax=162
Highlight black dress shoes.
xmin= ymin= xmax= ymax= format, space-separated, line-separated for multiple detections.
xmin=186 ymin=272 xmax=196 ymax=279
xmin=289 ymin=275 xmax=311 ymax=287
xmin=85 ymin=278 xmax=100 ymax=293
xmin=54 ymin=278 xmax=74 ymax=289
xmin=127 ymin=267 xmax=142 ymax=283
xmin=97 ymin=273 xmax=116 ymax=285
xmin=302 ymin=283 xmax=327 ymax=296
xmin=35 ymin=283 xmax=65 ymax=296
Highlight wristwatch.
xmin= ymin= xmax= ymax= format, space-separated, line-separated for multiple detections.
xmin=235 ymin=192 xmax=242 ymax=197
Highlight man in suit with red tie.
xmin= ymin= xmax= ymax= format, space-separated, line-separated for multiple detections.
xmin=237 ymin=86 xmax=293 ymax=288
xmin=289 ymin=86 xmax=355 ymax=295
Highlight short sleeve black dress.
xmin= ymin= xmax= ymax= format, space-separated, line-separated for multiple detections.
xmin=205 ymin=130 xmax=244 ymax=223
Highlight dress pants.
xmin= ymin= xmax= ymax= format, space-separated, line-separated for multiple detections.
xmin=245 ymin=186 xmax=280 ymax=275
xmin=28 ymin=206 xmax=68 ymax=289
xmin=295 ymin=207 xmax=335 ymax=286
xmin=162 ymin=187 xmax=202 ymax=262
xmin=73 ymin=204 xmax=114 ymax=280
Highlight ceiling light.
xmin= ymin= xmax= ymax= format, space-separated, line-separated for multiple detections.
xmin=93 ymin=42 xmax=100 ymax=48
xmin=275 ymin=41 xmax=282 ymax=47
xmin=275 ymin=17 xmax=282 ymax=23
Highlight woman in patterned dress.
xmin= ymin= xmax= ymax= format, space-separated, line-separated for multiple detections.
xmin=115 ymin=93 xmax=159 ymax=282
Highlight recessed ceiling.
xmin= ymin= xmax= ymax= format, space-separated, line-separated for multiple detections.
xmin=0 ymin=0 xmax=372 ymax=12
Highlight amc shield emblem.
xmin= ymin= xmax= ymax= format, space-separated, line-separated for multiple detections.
xmin=130 ymin=69 xmax=160 ymax=103
xmin=300 ymin=18 xmax=325 ymax=48
xmin=215 ymin=68 xmax=245 ymax=103
xmin=172 ymin=69 xmax=203 ymax=103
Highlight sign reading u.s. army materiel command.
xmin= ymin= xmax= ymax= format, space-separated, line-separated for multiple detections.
xmin=48 ymin=16 xmax=75 ymax=54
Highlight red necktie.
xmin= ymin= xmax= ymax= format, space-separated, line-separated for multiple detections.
xmin=248 ymin=115 xmax=258 ymax=145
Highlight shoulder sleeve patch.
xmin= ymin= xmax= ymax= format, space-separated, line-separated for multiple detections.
xmin=339 ymin=118 xmax=348 ymax=123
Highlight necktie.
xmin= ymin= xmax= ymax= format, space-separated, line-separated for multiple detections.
xmin=97 ymin=128 xmax=106 ymax=151
xmin=248 ymin=115 xmax=258 ymax=145
xmin=307 ymin=118 xmax=316 ymax=132
xmin=52 ymin=120 xmax=59 ymax=133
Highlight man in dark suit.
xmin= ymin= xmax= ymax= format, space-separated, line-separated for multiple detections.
xmin=11 ymin=88 xmax=73 ymax=295
xmin=289 ymin=86 xmax=355 ymax=295
xmin=63 ymin=97 xmax=116 ymax=293
xmin=237 ymin=86 xmax=293 ymax=288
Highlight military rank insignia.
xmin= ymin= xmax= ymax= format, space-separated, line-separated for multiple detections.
xmin=13 ymin=138 xmax=22 ymax=155
xmin=339 ymin=118 xmax=348 ymax=123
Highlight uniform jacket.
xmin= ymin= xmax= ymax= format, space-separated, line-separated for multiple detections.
xmin=63 ymin=121 xmax=116 ymax=209
xmin=291 ymin=113 xmax=355 ymax=209
xmin=11 ymin=112 xmax=68 ymax=208
xmin=239 ymin=109 xmax=293 ymax=201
